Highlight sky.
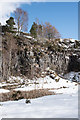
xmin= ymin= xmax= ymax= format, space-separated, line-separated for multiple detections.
xmin=0 ymin=1 xmax=78 ymax=39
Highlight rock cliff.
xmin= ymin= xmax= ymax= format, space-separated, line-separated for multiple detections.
xmin=1 ymin=32 xmax=80 ymax=81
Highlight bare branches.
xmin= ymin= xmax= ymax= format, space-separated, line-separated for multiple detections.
xmin=43 ymin=22 xmax=61 ymax=40
xmin=14 ymin=8 xmax=28 ymax=34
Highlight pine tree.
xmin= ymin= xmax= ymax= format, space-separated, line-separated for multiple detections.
xmin=6 ymin=17 xmax=15 ymax=32
xmin=30 ymin=22 xmax=42 ymax=38
xmin=30 ymin=22 xmax=37 ymax=38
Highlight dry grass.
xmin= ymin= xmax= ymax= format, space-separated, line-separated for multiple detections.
xmin=0 ymin=89 xmax=55 ymax=102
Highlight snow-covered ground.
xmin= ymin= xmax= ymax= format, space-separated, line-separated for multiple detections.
xmin=0 ymin=71 xmax=78 ymax=119
xmin=0 ymin=73 xmax=78 ymax=94
xmin=0 ymin=93 xmax=78 ymax=118
xmin=14 ymin=76 xmax=78 ymax=95
xmin=0 ymin=89 xmax=10 ymax=93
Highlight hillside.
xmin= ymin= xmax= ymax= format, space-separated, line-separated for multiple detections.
xmin=0 ymin=32 xmax=79 ymax=98
xmin=1 ymin=32 xmax=80 ymax=81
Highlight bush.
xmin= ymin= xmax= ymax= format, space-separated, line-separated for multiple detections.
xmin=11 ymin=91 xmax=23 ymax=100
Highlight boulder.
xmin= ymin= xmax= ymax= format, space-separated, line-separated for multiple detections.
xmin=25 ymin=99 xmax=31 ymax=104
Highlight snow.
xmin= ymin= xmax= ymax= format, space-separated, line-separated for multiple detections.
xmin=0 ymin=93 xmax=78 ymax=118
xmin=58 ymin=43 xmax=62 ymax=47
xmin=0 ymin=73 xmax=78 ymax=95
xmin=8 ymin=76 xmax=24 ymax=83
xmin=50 ymin=73 xmax=55 ymax=78
xmin=70 ymin=39 xmax=75 ymax=43
xmin=0 ymin=89 xmax=10 ymax=93
xmin=59 ymin=38 xmax=63 ymax=42
xmin=14 ymin=76 xmax=78 ymax=95
xmin=62 ymin=44 xmax=69 ymax=48
xmin=23 ymin=35 xmax=32 ymax=39
xmin=0 ymin=73 xmax=78 ymax=119
xmin=65 ymin=56 xmax=69 ymax=60
xmin=51 ymin=86 xmax=78 ymax=94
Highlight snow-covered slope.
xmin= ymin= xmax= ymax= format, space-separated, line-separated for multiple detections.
xmin=0 ymin=71 xmax=78 ymax=95
xmin=0 ymin=71 xmax=78 ymax=119
xmin=14 ymin=75 xmax=78 ymax=95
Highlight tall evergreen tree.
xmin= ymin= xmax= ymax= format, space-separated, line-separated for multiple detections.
xmin=30 ymin=22 xmax=42 ymax=38
xmin=6 ymin=17 xmax=15 ymax=32
xmin=30 ymin=22 xmax=38 ymax=38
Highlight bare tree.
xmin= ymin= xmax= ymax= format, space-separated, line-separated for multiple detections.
xmin=43 ymin=22 xmax=60 ymax=40
xmin=14 ymin=8 xmax=28 ymax=34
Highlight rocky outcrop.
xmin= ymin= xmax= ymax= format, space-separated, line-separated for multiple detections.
xmin=68 ymin=55 xmax=80 ymax=72
xmin=1 ymin=33 xmax=80 ymax=80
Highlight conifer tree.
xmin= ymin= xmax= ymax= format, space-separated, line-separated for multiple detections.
xmin=6 ymin=17 xmax=15 ymax=32
xmin=30 ymin=22 xmax=42 ymax=38
xmin=30 ymin=22 xmax=37 ymax=38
